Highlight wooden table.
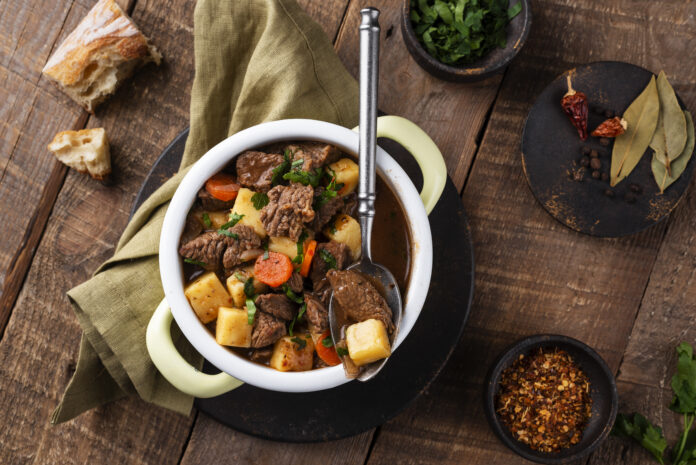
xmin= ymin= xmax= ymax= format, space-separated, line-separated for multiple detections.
xmin=1 ymin=0 xmax=695 ymax=463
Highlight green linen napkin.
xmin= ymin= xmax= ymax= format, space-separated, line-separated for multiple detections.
xmin=52 ymin=0 xmax=358 ymax=424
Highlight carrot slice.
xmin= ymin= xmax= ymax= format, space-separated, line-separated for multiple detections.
xmin=315 ymin=330 xmax=341 ymax=366
xmin=299 ymin=240 xmax=317 ymax=277
xmin=205 ymin=173 xmax=240 ymax=201
xmin=254 ymin=252 xmax=293 ymax=287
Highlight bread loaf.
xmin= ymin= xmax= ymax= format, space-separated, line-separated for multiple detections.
xmin=42 ymin=0 xmax=161 ymax=113
xmin=48 ymin=128 xmax=111 ymax=180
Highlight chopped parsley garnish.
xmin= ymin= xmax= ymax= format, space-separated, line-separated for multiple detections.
xmin=233 ymin=272 xmax=246 ymax=282
xmin=201 ymin=212 xmax=212 ymax=228
xmin=283 ymin=167 xmax=324 ymax=187
xmin=291 ymin=159 xmax=304 ymax=169
xmin=288 ymin=303 xmax=306 ymax=336
xmin=243 ymin=277 xmax=256 ymax=299
xmin=246 ymin=298 xmax=257 ymax=325
xmin=329 ymin=223 xmax=337 ymax=235
xmin=291 ymin=336 xmax=307 ymax=350
xmin=292 ymin=231 xmax=308 ymax=264
xmin=336 ymin=347 xmax=349 ymax=357
xmin=282 ymin=284 xmax=304 ymax=304
xmin=183 ymin=258 xmax=207 ymax=267
xmin=271 ymin=149 xmax=292 ymax=185
xmin=217 ymin=229 xmax=239 ymax=239
xmin=319 ymin=248 xmax=337 ymax=269
xmin=251 ymin=192 xmax=269 ymax=210
xmin=262 ymin=240 xmax=269 ymax=260
xmin=315 ymin=169 xmax=344 ymax=208
xmin=322 ymin=337 xmax=334 ymax=348
xmin=219 ymin=212 xmax=244 ymax=229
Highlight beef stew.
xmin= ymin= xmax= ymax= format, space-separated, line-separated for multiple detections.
xmin=179 ymin=141 xmax=411 ymax=374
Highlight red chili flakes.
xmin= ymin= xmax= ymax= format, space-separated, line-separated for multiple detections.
xmin=496 ymin=348 xmax=592 ymax=453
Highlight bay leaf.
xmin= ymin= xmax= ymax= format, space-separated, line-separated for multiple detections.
xmin=655 ymin=71 xmax=687 ymax=162
xmin=611 ymin=76 xmax=660 ymax=186
xmin=652 ymin=111 xmax=695 ymax=193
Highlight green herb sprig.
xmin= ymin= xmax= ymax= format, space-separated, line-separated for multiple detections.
xmin=271 ymin=149 xmax=292 ymax=186
xmin=319 ymin=249 xmax=337 ymax=269
xmin=183 ymin=258 xmax=207 ymax=267
xmin=612 ymin=342 xmax=696 ymax=465
xmin=292 ymin=231 xmax=308 ymax=265
xmin=251 ymin=192 xmax=269 ymax=210
xmin=410 ymin=0 xmax=522 ymax=66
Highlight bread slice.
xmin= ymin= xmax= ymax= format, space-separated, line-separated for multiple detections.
xmin=42 ymin=0 xmax=161 ymax=113
xmin=48 ymin=128 xmax=111 ymax=180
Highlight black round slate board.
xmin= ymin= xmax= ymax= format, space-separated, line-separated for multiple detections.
xmin=521 ymin=61 xmax=695 ymax=237
xmin=131 ymin=129 xmax=475 ymax=442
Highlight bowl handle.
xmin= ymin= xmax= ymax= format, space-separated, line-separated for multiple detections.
xmin=353 ymin=115 xmax=447 ymax=214
xmin=146 ymin=298 xmax=243 ymax=398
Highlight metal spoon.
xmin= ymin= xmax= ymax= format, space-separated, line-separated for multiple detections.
xmin=329 ymin=7 xmax=403 ymax=382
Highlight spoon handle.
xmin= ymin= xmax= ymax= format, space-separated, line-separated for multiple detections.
xmin=358 ymin=7 xmax=380 ymax=262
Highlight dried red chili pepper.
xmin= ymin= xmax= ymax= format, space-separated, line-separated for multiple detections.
xmin=561 ymin=75 xmax=589 ymax=140
xmin=591 ymin=116 xmax=627 ymax=138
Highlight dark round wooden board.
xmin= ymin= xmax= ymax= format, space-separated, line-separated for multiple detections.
xmin=131 ymin=129 xmax=475 ymax=442
xmin=521 ymin=61 xmax=695 ymax=237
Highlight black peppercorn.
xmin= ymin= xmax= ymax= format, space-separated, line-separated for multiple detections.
xmin=629 ymin=183 xmax=643 ymax=194
xmin=624 ymin=192 xmax=637 ymax=203
xmin=581 ymin=146 xmax=592 ymax=155
xmin=580 ymin=156 xmax=590 ymax=167
xmin=590 ymin=158 xmax=601 ymax=170
xmin=592 ymin=105 xmax=605 ymax=115
xmin=599 ymin=137 xmax=611 ymax=147
xmin=601 ymin=172 xmax=609 ymax=182
xmin=590 ymin=149 xmax=599 ymax=158
xmin=592 ymin=170 xmax=601 ymax=179
xmin=604 ymin=189 xmax=615 ymax=198
xmin=604 ymin=109 xmax=615 ymax=118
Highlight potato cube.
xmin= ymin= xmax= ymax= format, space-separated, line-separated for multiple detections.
xmin=345 ymin=319 xmax=391 ymax=367
xmin=215 ymin=307 xmax=252 ymax=347
xmin=323 ymin=213 xmax=361 ymax=260
xmin=184 ymin=272 xmax=232 ymax=324
xmin=225 ymin=274 xmax=246 ymax=308
xmin=229 ymin=265 xmax=268 ymax=294
xmin=230 ymin=187 xmax=267 ymax=238
xmin=268 ymin=233 xmax=313 ymax=261
xmin=328 ymin=158 xmax=359 ymax=196
xmin=195 ymin=210 xmax=231 ymax=229
xmin=270 ymin=334 xmax=315 ymax=372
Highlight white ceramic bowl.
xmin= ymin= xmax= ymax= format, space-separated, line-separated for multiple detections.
xmin=147 ymin=116 xmax=446 ymax=396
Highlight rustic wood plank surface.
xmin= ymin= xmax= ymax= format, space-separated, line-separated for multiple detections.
xmin=0 ymin=0 xmax=694 ymax=464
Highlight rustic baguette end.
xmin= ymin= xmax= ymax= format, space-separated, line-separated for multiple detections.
xmin=47 ymin=128 xmax=111 ymax=180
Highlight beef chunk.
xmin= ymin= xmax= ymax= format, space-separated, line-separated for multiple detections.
xmin=221 ymin=224 xmax=262 ymax=270
xmin=255 ymin=294 xmax=295 ymax=321
xmin=311 ymin=187 xmax=344 ymax=232
xmin=310 ymin=241 xmax=352 ymax=286
xmin=287 ymin=142 xmax=340 ymax=172
xmin=342 ymin=192 xmax=357 ymax=217
xmin=179 ymin=231 xmax=238 ymax=271
xmin=249 ymin=347 xmax=273 ymax=364
xmin=251 ymin=312 xmax=286 ymax=348
xmin=198 ymin=187 xmax=234 ymax=211
xmin=181 ymin=212 xmax=203 ymax=244
xmin=236 ymin=150 xmax=284 ymax=193
xmin=304 ymin=293 xmax=328 ymax=332
xmin=327 ymin=269 xmax=394 ymax=334
xmin=260 ymin=184 xmax=314 ymax=241
xmin=285 ymin=272 xmax=304 ymax=294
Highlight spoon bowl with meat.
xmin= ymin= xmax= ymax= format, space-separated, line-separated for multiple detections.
xmin=146 ymin=117 xmax=447 ymax=396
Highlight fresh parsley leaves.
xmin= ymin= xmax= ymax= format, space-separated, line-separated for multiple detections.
xmin=322 ymin=337 xmax=334 ymax=348
xmin=613 ymin=342 xmax=696 ymax=465
xmin=319 ymin=249 xmax=337 ymax=269
xmin=336 ymin=347 xmax=349 ymax=357
xmin=410 ymin=0 xmax=522 ymax=66
xmin=612 ymin=413 xmax=667 ymax=464
xmin=243 ymin=277 xmax=256 ymax=300
xmin=246 ymin=298 xmax=257 ymax=325
xmin=282 ymin=284 xmax=304 ymax=304
xmin=291 ymin=336 xmax=307 ymax=350
xmin=288 ymin=303 xmax=306 ymax=336
xmin=262 ymin=240 xmax=270 ymax=260
xmin=217 ymin=229 xmax=239 ymax=239
xmin=314 ymin=170 xmax=344 ymax=208
xmin=220 ymin=212 xmax=244 ymax=229
xmin=283 ymin=167 xmax=324 ymax=187
xmin=251 ymin=192 xmax=269 ymax=210
xmin=271 ymin=150 xmax=292 ymax=185
xmin=183 ymin=258 xmax=207 ymax=267
xmin=202 ymin=212 xmax=212 ymax=228
xmin=292 ymin=231 xmax=308 ymax=265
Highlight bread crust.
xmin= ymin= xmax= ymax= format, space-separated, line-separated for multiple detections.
xmin=42 ymin=0 xmax=161 ymax=112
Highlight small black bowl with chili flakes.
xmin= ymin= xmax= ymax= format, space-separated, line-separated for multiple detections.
xmin=484 ymin=335 xmax=618 ymax=464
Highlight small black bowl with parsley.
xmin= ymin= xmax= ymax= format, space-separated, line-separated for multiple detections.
xmin=401 ymin=0 xmax=532 ymax=82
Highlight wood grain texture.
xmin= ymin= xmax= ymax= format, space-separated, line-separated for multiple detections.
xmin=365 ymin=0 xmax=696 ymax=464
xmin=334 ymin=0 xmax=503 ymax=190
xmin=0 ymin=0 xmax=197 ymax=463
